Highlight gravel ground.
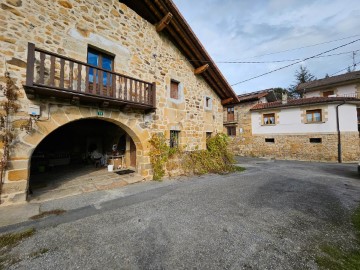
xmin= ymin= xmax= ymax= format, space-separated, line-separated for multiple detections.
xmin=4 ymin=158 xmax=360 ymax=269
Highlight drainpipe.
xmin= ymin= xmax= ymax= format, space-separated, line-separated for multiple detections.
xmin=336 ymin=101 xmax=346 ymax=163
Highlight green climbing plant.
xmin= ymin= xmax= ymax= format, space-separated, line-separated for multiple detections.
xmin=149 ymin=133 xmax=241 ymax=181
xmin=149 ymin=133 xmax=178 ymax=181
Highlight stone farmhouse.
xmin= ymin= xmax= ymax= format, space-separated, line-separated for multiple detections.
xmin=226 ymin=72 xmax=360 ymax=162
xmin=0 ymin=0 xmax=238 ymax=205
xmin=224 ymin=89 xmax=277 ymax=154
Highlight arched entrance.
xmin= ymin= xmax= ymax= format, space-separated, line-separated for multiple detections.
xmin=28 ymin=118 xmax=140 ymax=200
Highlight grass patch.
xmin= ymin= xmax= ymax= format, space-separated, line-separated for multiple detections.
xmin=0 ymin=228 xmax=35 ymax=270
xmin=233 ymin=166 xmax=246 ymax=172
xmin=0 ymin=228 xmax=35 ymax=249
xmin=29 ymin=209 xmax=66 ymax=220
xmin=316 ymin=206 xmax=360 ymax=270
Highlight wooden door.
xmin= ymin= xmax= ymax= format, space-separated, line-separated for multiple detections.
xmin=130 ymin=139 xmax=136 ymax=167
xmin=227 ymin=107 xmax=234 ymax=121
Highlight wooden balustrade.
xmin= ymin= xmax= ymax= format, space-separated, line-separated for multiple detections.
xmin=25 ymin=43 xmax=156 ymax=110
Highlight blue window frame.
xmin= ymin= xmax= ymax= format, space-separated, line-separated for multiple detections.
xmin=87 ymin=48 xmax=114 ymax=86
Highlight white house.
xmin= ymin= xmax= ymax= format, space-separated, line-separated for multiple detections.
xmin=248 ymin=96 xmax=360 ymax=162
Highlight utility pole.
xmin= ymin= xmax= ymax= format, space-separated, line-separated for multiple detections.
xmin=353 ymin=51 xmax=357 ymax=71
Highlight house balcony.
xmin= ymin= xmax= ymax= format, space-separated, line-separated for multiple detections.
xmin=223 ymin=113 xmax=239 ymax=125
xmin=24 ymin=43 xmax=156 ymax=111
xmin=338 ymin=93 xmax=360 ymax=98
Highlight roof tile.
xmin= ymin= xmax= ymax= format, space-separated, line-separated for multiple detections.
xmin=250 ymin=97 xmax=360 ymax=111
xmin=297 ymin=71 xmax=360 ymax=91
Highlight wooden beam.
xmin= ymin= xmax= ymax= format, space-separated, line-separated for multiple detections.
xmin=71 ymin=96 xmax=80 ymax=105
xmin=101 ymin=101 xmax=109 ymax=108
xmin=221 ymin=98 xmax=234 ymax=105
xmin=156 ymin=12 xmax=173 ymax=32
xmin=194 ymin=64 xmax=209 ymax=75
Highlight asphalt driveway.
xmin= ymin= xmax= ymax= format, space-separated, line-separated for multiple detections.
xmin=2 ymin=158 xmax=360 ymax=269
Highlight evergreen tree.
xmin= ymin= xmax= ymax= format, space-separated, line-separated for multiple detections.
xmin=288 ymin=65 xmax=316 ymax=98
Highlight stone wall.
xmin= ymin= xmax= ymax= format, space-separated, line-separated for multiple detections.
xmin=231 ymin=132 xmax=359 ymax=162
xmin=225 ymin=102 xmax=257 ymax=154
xmin=0 ymin=0 xmax=224 ymax=204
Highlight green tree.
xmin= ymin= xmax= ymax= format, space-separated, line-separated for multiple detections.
xmin=288 ymin=65 xmax=316 ymax=98
xmin=271 ymin=87 xmax=288 ymax=100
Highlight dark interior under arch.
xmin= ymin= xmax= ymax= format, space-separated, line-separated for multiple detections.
xmin=29 ymin=118 xmax=136 ymax=198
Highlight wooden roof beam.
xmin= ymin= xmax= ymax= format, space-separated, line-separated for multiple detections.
xmin=156 ymin=12 xmax=173 ymax=32
xmin=221 ymin=98 xmax=234 ymax=105
xmin=194 ymin=64 xmax=209 ymax=75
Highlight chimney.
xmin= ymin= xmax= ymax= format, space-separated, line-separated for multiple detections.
xmin=282 ymin=92 xmax=288 ymax=104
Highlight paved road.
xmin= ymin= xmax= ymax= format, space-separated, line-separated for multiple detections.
xmin=4 ymin=158 xmax=360 ymax=269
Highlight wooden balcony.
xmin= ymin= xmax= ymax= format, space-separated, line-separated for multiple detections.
xmin=223 ymin=112 xmax=238 ymax=125
xmin=24 ymin=43 xmax=156 ymax=111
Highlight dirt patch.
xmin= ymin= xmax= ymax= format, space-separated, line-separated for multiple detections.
xmin=29 ymin=209 xmax=66 ymax=220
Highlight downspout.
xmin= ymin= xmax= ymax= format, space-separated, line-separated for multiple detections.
xmin=336 ymin=101 xmax=346 ymax=163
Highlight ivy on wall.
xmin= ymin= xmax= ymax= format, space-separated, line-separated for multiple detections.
xmin=149 ymin=133 xmax=241 ymax=181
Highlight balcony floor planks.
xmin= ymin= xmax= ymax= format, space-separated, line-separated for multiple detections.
xmin=23 ymin=84 xmax=156 ymax=111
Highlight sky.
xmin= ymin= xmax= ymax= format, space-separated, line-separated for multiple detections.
xmin=172 ymin=0 xmax=360 ymax=95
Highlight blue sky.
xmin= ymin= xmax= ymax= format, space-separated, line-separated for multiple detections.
xmin=172 ymin=0 xmax=360 ymax=94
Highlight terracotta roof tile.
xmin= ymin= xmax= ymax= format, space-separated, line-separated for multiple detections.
xmin=237 ymin=89 xmax=277 ymax=103
xmin=250 ymin=97 xmax=360 ymax=111
xmin=296 ymin=71 xmax=360 ymax=92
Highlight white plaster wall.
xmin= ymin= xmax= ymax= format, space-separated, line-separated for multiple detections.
xmin=259 ymin=97 xmax=267 ymax=103
xmin=251 ymin=104 xmax=358 ymax=134
xmin=336 ymin=84 xmax=357 ymax=97
xmin=304 ymin=84 xmax=357 ymax=98
xmin=337 ymin=104 xmax=358 ymax=131
xmin=303 ymin=91 xmax=321 ymax=98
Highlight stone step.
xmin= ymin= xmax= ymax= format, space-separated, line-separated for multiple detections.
xmin=29 ymin=172 xmax=145 ymax=202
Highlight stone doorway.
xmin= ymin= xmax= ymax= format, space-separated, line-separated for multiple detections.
xmin=28 ymin=118 xmax=138 ymax=201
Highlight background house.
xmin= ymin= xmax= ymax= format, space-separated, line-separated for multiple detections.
xmin=249 ymin=96 xmax=359 ymax=162
xmin=226 ymin=85 xmax=359 ymax=162
xmin=297 ymin=71 xmax=360 ymax=130
xmin=0 ymin=0 xmax=238 ymax=205
xmin=224 ymin=89 xmax=277 ymax=154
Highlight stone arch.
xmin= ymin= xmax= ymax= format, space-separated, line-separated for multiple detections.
xmin=17 ymin=105 xmax=152 ymax=193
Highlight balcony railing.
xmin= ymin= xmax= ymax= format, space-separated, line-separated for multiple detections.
xmin=24 ymin=43 xmax=156 ymax=111
xmin=338 ymin=93 xmax=360 ymax=98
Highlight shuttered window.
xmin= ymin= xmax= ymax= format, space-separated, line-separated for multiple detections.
xmin=170 ymin=80 xmax=179 ymax=99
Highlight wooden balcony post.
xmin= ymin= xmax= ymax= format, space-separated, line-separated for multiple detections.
xmin=26 ymin=43 xmax=36 ymax=87
xmin=152 ymin=82 xmax=156 ymax=108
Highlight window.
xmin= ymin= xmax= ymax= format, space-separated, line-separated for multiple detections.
xmin=205 ymin=97 xmax=210 ymax=107
xmin=310 ymin=138 xmax=322 ymax=143
xmin=227 ymin=107 xmax=235 ymax=121
xmin=204 ymin=96 xmax=212 ymax=110
xmin=170 ymin=80 xmax=179 ymax=99
xmin=306 ymin=109 xmax=322 ymax=123
xmin=265 ymin=138 xmax=275 ymax=143
xmin=87 ymin=47 xmax=114 ymax=87
xmin=170 ymin=130 xmax=180 ymax=148
xmin=323 ymin=90 xmax=334 ymax=97
xmin=263 ymin=113 xmax=275 ymax=125
xmin=227 ymin=126 xmax=236 ymax=136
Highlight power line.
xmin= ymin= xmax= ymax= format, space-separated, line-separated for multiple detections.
xmin=216 ymin=50 xmax=360 ymax=64
xmin=330 ymin=60 xmax=360 ymax=76
xmin=239 ymin=34 xmax=360 ymax=60
xmin=230 ymin=38 xmax=360 ymax=87
xmin=158 ymin=49 xmax=359 ymax=64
